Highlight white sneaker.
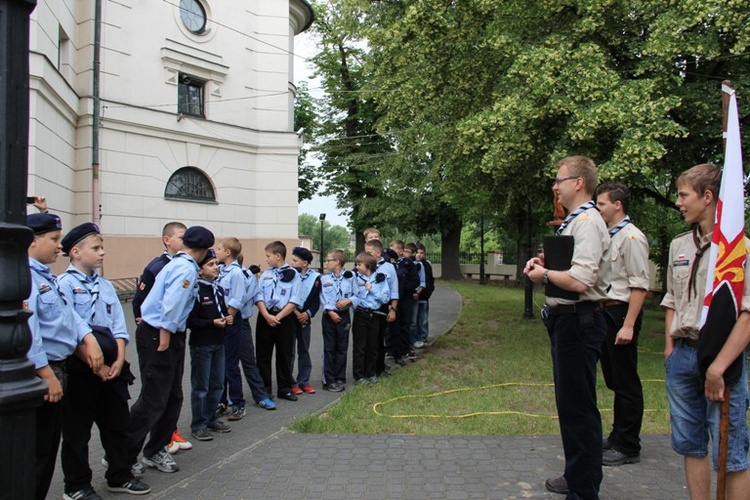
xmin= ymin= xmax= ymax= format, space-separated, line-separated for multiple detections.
xmin=142 ymin=450 xmax=179 ymax=473
xmin=101 ymin=456 xmax=145 ymax=476
xmin=413 ymin=341 xmax=425 ymax=349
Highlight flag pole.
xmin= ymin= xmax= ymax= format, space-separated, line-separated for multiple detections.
xmin=715 ymin=79 xmax=733 ymax=500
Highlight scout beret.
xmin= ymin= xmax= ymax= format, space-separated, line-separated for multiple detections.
xmin=61 ymin=222 xmax=100 ymax=255
xmin=198 ymin=248 xmax=217 ymax=267
xmin=182 ymin=226 xmax=214 ymax=249
xmin=27 ymin=213 xmax=62 ymax=235
xmin=292 ymin=246 xmax=313 ymax=263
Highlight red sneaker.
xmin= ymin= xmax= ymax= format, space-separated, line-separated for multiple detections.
xmin=300 ymin=384 xmax=316 ymax=394
xmin=172 ymin=429 xmax=192 ymax=450
xmin=291 ymin=386 xmax=303 ymax=395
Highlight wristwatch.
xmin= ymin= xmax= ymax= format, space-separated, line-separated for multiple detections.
xmin=542 ymin=270 xmax=550 ymax=284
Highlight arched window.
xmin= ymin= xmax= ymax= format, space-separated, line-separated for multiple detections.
xmin=165 ymin=167 xmax=216 ymax=202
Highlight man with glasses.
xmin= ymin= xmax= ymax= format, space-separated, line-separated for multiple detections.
xmin=524 ymin=156 xmax=610 ymax=499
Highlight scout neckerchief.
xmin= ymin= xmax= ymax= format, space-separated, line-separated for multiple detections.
xmin=608 ymin=215 xmax=631 ymax=238
xmin=66 ymin=268 xmax=101 ymax=322
xmin=688 ymin=225 xmax=712 ymax=301
xmin=332 ymin=271 xmax=344 ymax=300
xmin=270 ymin=265 xmax=291 ymax=302
xmin=555 ymin=200 xmax=596 ymax=235
xmin=32 ymin=261 xmax=67 ymax=305
xmin=199 ymin=278 xmax=225 ymax=316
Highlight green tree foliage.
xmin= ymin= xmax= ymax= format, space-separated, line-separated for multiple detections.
xmin=295 ymin=82 xmax=320 ymax=202
xmin=299 ymin=213 xmax=351 ymax=254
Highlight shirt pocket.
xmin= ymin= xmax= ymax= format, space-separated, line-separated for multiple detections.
xmin=672 ymin=265 xmax=690 ymax=302
xmin=73 ymin=292 xmax=91 ymax=318
xmin=38 ymin=288 xmax=59 ymax=316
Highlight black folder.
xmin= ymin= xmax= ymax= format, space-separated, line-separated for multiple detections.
xmin=543 ymin=235 xmax=579 ymax=301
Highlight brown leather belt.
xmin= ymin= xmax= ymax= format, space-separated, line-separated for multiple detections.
xmin=601 ymin=300 xmax=627 ymax=308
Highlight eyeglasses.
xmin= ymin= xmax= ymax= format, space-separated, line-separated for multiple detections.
xmin=552 ymin=176 xmax=580 ymax=184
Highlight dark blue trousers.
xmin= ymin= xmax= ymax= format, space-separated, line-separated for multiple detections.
xmin=223 ymin=312 xmax=245 ymax=407
xmin=547 ymin=309 xmax=605 ymax=500
xmin=321 ymin=310 xmax=350 ymax=384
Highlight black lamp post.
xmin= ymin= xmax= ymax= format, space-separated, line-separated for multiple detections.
xmin=0 ymin=1 xmax=49 ymax=498
xmin=319 ymin=213 xmax=326 ymax=274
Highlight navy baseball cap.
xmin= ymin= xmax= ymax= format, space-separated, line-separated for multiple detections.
xmin=182 ymin=226 xmax=214 ymax=249
xmin=27 ymin=213 xmax=62 ymax=235
xmin=61 ymin=222 xmax=100 ymax=255
xmin=292 ymin=246 xmax=314 ymax=263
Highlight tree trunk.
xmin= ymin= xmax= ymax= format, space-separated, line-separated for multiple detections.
xmin=441 ymin=220 xmax=463 ymax=280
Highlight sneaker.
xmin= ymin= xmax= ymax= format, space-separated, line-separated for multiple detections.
xmin=172 ymin=429 xmax=193 ymax=450
xmin=226 ymin=406 xmax=246 ymax=421
xmin=292 ymin=385 xmax=303 ymax=395
xmin=355 ymin=378 xmax=368 ymax=385
xmin=256 ymin=398 xmax=277 ymax=410
xmin=323 ymin=381 xmax=344 ymax=392
xmin=208 ymin=420 xmax=232 ymax=433
xmin=413 ymin=341 xmax=425 ymax=349
xmin=142 ymin=450 xmax=179 ymax=473
xmin=166 ymin=440 xmax=180 ymax=454
xmin=107 ymin=477 xmax=152 ymax=495
xmin=300 ymin=384 xmax=316 ymax=394
xmin=278 ymin=391 xmax=298 ymax=401
xmin=101 ymin=457 xmax=144 ymax=476
xmin=216 ymin=402 xmax=228 ymax=416
xmin=368 ymin=376 xmax=379 ymax=384
xmin=406 ymin=350 xmax=417 ymax=360
xmin=63 ymin=487 xmax=103 ymax=500
xmin=191 ymin=428 xmax=213 ymax=441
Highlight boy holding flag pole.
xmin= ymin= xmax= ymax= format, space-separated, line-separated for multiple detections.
xmin=662 ymin=82 xmax=750 ymax=500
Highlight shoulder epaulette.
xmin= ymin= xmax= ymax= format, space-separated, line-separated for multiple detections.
xmin=375 ymin=272 xmax=386 ymax=283
xmin=343 ymin=270 xmax=353 ymax=279
xmin=280 ymin=268 xmax=296 ymax=282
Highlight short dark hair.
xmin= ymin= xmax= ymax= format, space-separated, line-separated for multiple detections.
xmin=264 ymin=240 xmax=286 ymax=259
xmin=596 ymin=181 xmax=631 ymax=212
xmin=404 ymin=242 xmax=418 ymax=253
xmin=415 ymin=241 xmax=426 ymax=253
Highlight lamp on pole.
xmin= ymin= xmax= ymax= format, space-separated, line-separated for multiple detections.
xmin=0 ymin=1 xmax=50 ymax=497
xmin=319 ymin=213 xmax=326 ymax=274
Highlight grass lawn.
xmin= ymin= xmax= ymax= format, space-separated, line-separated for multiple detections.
xmin=290 ymin=281 xmax=679 ymax=436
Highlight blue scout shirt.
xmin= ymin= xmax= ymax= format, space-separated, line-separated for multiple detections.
xmin=140 ymin=252 xmax=200 ymax=333
xmin=218 ymin=261 xmax=247 ymax=312
xmin=26 ymin=257 xmax=91 ymax=369
xmin=58 ymin=265 xmax=129 ymax=343
xmin=376 ymin=258 xmax=400 ymax=301
xmin=254 ymin=265 xmax=302 ymax=310
xmin=351 ymin=272 xmax=390 ymax=310
xmin=240 ymin=268 xmax=260 ymax=319
xmin=297 ymin=269 xmax=321 ymax=317
xmin=320 ymin=270 xmax=358 ymax=312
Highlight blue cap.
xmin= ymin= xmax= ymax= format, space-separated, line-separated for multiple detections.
xmin=61 ymin=222 xmax=100 ymax=255
xmin=182 ymin=226 xmax=214 ymax=249
xmin=292 ymin=246 xmax=314 ymax=263
xmin=198 ymin=248 xmax=217 ymax=267
xmin=27 ymin=213 xmax=62 ymax=235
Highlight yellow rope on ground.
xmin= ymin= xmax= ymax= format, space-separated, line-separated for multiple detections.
xmin=372 ymin=381 xmax=670 ymax=419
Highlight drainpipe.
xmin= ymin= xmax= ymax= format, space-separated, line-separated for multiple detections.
xmin=92 ymin=0 xmax=101 ymax=225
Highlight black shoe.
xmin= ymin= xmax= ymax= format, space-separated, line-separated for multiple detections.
xmin=544 ymin=476 xmax=568 ymax=495
xmin=63 ymin=488 xmax=103 ymax=500
xmin=107 ymin=477 xmax=152 ymax=495
xmin=278 ymin=391 xmax=298 ymax=401
xmin=603 ymin=437 xmax=613 ymax=450
xmin=602 ymin=448 xmax=640 ymax=466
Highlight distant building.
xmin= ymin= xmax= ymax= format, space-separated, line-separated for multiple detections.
xmin=27 ymin=0 xmax=313 ymax=277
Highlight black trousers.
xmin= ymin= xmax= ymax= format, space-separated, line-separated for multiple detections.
xmin=390 ymin=294 xmax=414 ymax=359
xmin=321 ymin=310 xmax=351 ymax=384
xmin=547 ymin=309 xmax=605 ymax=500
xmin=61 ymin=369 xmax=131 ymax=491
xmin=256 ymin=313 xmax=296 ymax=395
xmin=35 ymin=398 xmax=64 ymax=500
xmin=352 ymin=310 xmax=380 ymax=380
xmin=127 ymin=323 xmax=186 ymax=461
xmin=600 ymin=304 xmax=644 ymax=455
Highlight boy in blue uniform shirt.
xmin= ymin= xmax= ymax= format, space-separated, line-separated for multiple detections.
xmin=350 ymin=253 xmax=390 ymax=384
xmin=254 ymin=241 xmax=303 ymax=401
xmin=126 ymin=226 xmax=214 ymax=474
xmin=25 ymin=213 xmax=104 ymax=500
xmin=289 ymin=247 xmax=321 ymax=395
xmin=319 ymin=249 xmax=358 ymax=392
xmin=57 ymin=223 xmax=150 ymax=499
xmin=364 ymin=239 xmax=399 ymax=376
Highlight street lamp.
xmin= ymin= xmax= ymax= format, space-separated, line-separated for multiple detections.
xmin=0 ymin=1 xmax=49 ymax=498
xmin=319 ymin=213 xmax=326 ymax=274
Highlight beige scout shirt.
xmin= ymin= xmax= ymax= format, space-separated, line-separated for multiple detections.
xmin=546 ymin=205 xmax=610 ymax=307
xmin=606 ymin=221 xmax=650 ymax=302
xmin=661 ymin=229 xmax=750 ymax=340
